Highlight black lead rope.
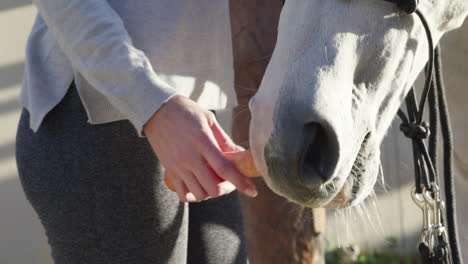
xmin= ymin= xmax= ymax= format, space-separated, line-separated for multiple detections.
xmin=385 ymin=1 xmax=463 ymax=264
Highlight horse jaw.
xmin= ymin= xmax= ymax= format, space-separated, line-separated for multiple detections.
xmin=248 ymin=0 xmax=468 ymax=208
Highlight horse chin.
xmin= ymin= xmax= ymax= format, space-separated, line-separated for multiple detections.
xmin=322 ymin=147 xmax=381 ymax=208
xmin=301 ymin=160 xmax=379 ymax=208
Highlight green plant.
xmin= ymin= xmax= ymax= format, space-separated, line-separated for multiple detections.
xmin=326 ymin=239 xmax=420 ymax=264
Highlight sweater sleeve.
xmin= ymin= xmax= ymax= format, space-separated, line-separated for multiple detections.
xmin=33 ymin=0 xmax=181 ymax=136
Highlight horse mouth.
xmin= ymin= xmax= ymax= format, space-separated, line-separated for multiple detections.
xmin=325 ymin=132 xmax=371 ymax=208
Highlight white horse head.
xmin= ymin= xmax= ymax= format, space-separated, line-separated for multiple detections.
xmin=249 ymin=0 xmax=468 ymax=208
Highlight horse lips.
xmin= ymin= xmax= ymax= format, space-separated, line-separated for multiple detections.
xmin=164 ymin=150 xmax=261 ymax=192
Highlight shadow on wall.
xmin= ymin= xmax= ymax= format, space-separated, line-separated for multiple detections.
xmin=0 ymin=1 xmax=49 ymax=262
xmin=0 ymin=98 xmax=21 ymax=116
xmin=0 ymin=62 xmax=25 ymax=91
xmin=0 ymin=63 xmax=24 ymax=116
xmin=0 ymin=0 xmax=32 ymax=12
xmin=0 ymin=142 xmax=15 ymax=162
xmin=0 ymin=177 xmax=52 ymax=264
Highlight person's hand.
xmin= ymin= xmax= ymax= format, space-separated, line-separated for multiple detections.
xmin=143 ymin=95 xmax=258 ymax=202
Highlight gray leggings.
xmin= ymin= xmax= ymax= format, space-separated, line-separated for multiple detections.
xmin=15 ymin=84 xmax=247 ymax=264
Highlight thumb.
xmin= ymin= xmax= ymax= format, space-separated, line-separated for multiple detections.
xmin=211 ymin=119 xmax=245 ymax=153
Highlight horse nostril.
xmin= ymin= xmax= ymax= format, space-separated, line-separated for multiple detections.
xmin=299 ymin=123 xmax=332 ymax=186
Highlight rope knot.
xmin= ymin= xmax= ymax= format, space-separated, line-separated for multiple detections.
xmin=400 ymin=122 xmax=430 ymax=139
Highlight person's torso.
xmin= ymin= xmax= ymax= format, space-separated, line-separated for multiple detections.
xmin=21 ymin=0 xmax=234 ymax=131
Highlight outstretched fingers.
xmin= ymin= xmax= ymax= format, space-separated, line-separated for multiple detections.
xmin=199 ymin=139 xmax=258 ymax=198
xmin=191 ymin=158 xmax=236 ymax=197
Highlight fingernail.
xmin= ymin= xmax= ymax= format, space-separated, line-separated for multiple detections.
xmin=186 ymin=193 xmax=198 ymax=202
xmin=236 ymin=145 xmax=246 ymax=151
xmin=245 ymin=187 xmax=258 ymax=197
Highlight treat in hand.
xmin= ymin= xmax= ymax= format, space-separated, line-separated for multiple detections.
xmin=164 ymin=150 xmax=261 ymax=192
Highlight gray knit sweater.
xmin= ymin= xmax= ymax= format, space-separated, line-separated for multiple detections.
xmin=21 ymin=0 xmax=234 ymax=136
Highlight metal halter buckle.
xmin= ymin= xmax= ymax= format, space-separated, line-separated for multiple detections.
xmin=412 ymin=184 xmax=450 ymax=258
xmin=412 ymin=186 xmax=433 ymax=249
xmin=424 ymin=184 xmax=449 ymax=254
